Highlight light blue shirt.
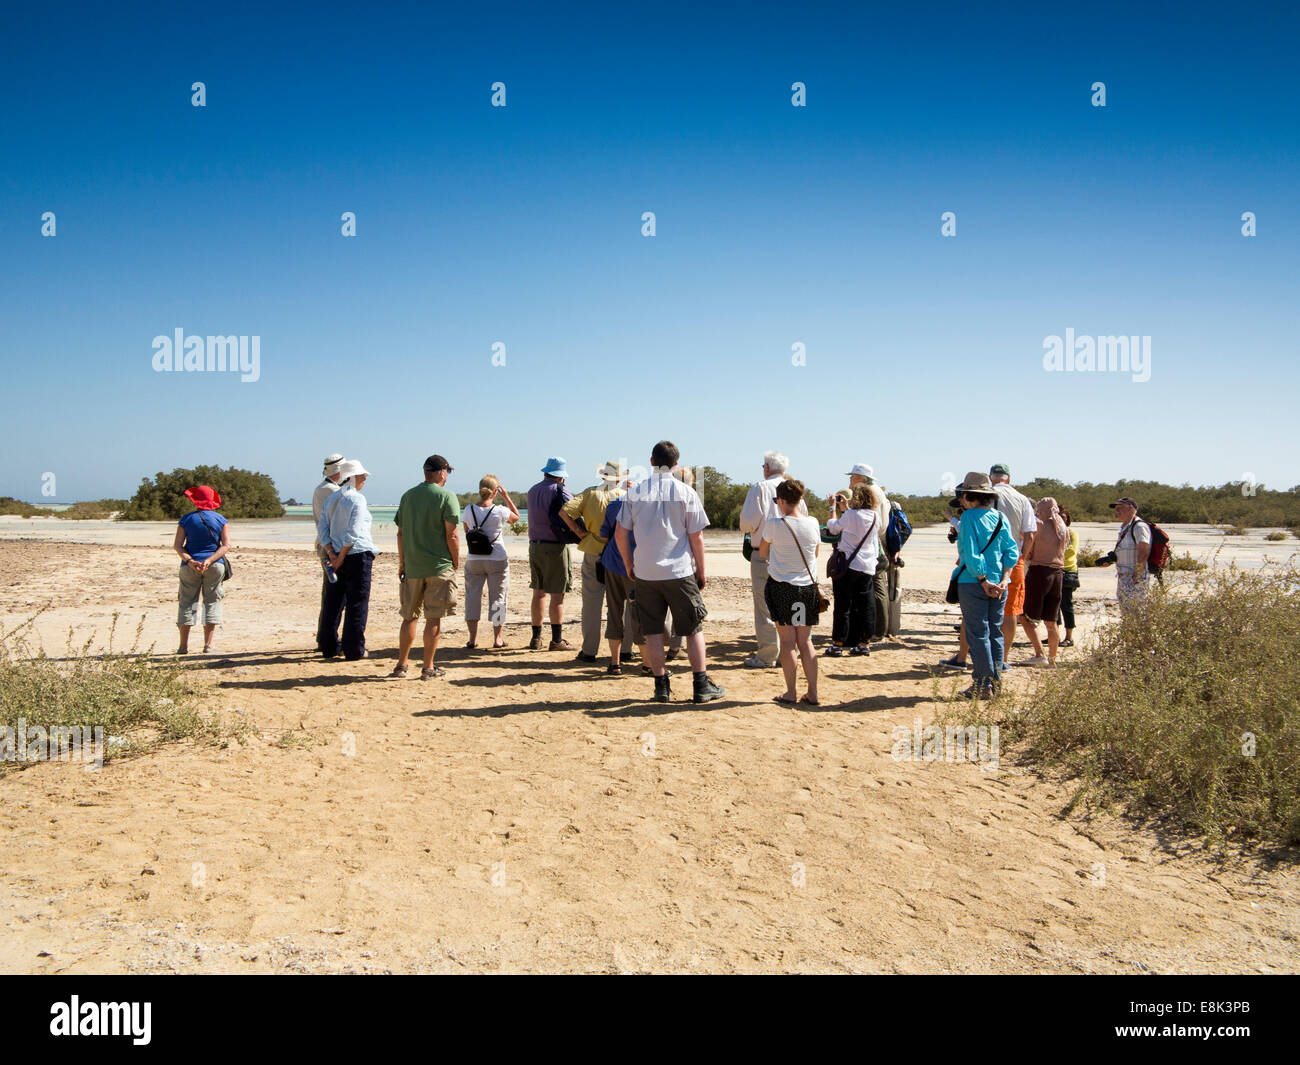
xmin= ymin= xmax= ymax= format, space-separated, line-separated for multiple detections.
xmin=954 ymin=506 xmax=1019 ymax=583
xmin=318 ymin=486 xmax=377 ymax=555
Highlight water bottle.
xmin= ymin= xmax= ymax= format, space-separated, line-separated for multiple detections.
xmin=322 ymin=555 xmax=338 ymax=583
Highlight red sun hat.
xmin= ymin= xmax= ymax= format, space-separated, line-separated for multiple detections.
xmin=184 ymin=485 xmax=222 ymax=511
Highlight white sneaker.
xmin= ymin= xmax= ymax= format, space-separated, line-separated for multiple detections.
xmin=743 ymin=655 xmax=774 ymax=669
xmin=1024 ymin=655 xmax=1050 ymax=666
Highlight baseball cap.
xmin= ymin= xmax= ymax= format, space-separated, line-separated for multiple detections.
xmin=989 ymin=463 xmax=1011 ymax=478
xmin=423 ymin=455 xmax=453 ymax=473
xmin=1109 ymin=497 xmax=1138 ymax=509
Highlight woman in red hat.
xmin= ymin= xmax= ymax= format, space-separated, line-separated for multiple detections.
xmin=172 ymin=485 xmax=232 ymax=653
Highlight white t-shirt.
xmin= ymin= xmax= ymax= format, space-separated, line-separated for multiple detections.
xmin=464 ymin=502 xmax=509 ymax=562
xmin=993 ymin=483 xmax=1038 ymax=551
xmin=826 ymin=508 xmax=879 ymax=575
xmin=759 ymin=515 xmax=821 ymax=586
xmin=617 ymin=473 xmax=710 ymax=580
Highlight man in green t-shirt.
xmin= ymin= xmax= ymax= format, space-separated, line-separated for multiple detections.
xmin=392 ymin=454 xmax=461 ymax=679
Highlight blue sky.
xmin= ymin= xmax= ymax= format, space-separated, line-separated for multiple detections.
xmin=2 ymin=0 xmax=1297 ymax=504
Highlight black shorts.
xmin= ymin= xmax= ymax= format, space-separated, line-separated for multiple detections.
xmin=764 ymin=578 xmax=822 ymax=627
xmin=1023 ymin=565 xmax=1064 ymax=622
xmin=633 ymin=575 xmax=707 ymax=637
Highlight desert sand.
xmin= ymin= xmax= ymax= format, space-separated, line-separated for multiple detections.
xmin=1 ymin=522 xmax=1297 ymax=973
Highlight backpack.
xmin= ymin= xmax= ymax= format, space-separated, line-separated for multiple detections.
xmin=465 ymin=504 xmax=496 ymax=556
xmin=885 ymin=501 xmax=913 ymax=557
xmin=548 ymin=488 xmax=584 ymax=545
xmin=1125 ymin=518 xmax=1171 ymax=571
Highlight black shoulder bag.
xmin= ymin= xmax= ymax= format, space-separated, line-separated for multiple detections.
xmin=826 ymin=512 xmax=875 ymax=581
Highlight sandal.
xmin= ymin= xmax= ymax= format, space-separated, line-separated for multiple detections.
xmin=465 ymin=641 xmax=477 ymax=650
xmin=388 ymin=666 xmax=408 ymax=679
xmin=773 ymin=694 xmax=799 ymax=706
xmin=606 ymin=663 xmax=623 ymax=676
xmin=420 ymin=667 xmax=446 ymax=680
xmin=799 ymin=694 xmax=820 ymax=705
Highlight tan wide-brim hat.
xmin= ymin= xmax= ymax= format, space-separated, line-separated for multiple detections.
xmin=957 ymin=471 xmax=994 ymax=493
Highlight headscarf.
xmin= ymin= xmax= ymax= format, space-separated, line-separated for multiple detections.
xmin=1032 ymin=496 xmax=1068 ymax=566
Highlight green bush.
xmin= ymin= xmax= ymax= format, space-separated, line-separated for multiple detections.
xmin=1223 ymin=524 xmax=1248 ymax=536
xmin=1076 ymin=545 xmax=1104 ymax=567
xmin=1166 ymin=552 xmax=1208 ymax=572
xmin=53 ymin=499 xmax=128 ymax=519
xmin=0 ymin=497 xmax=44 ymax=517
xmin=0 ymin=614 xmax=235 ymax=772
xmin=958 ymin=568 xmax=1300 ymax=848
xmin=119 ymin=466 xmax=284 ymax=520
xmin=1265 ymin=532 xmax=1287 ymax=542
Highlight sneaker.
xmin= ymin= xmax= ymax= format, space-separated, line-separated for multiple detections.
xmin=937 ymin=656 xmax=969 ymax=671
xmin=959 ymin=684 xmax=996 ymax=700
xmin=1024 ymin=656 xmax=1050 ymax=667
xmin=1001 ymin=661 xmax=1013 ymax=671
xmin=849 ymin=644 xmax=871 ymax=656
xmin=527 ymin=635 xmax=543 ymax=650
xmin=575 ymin=651 xmax=598 ymax=663
xmin=653 ymin=674 xmax=671 ymax=703
xmin=824 ymin=644 xmax=844 ymax=657
xmin=1060 ymin=638 xmax=1074 ymax=648
xmin=743 ymin=655 xmax=774 ymax=669
xmin=549 ymin=638 xmax=573 ymax=652
xmin=692 ymin=674 xmax=725 ymax=703
xmin=665 ymin=648 xmax=680 ymax=661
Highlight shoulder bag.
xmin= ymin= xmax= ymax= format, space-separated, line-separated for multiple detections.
xmin=781 ymin=518 xmax=831 ymax=614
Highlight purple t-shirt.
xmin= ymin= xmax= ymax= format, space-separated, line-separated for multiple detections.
xmin=526 ymin=478 xmax=572 ymax=542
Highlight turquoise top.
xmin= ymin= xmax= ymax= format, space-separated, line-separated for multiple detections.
xmin=953 ymin=506 xmax=1019 ymax=583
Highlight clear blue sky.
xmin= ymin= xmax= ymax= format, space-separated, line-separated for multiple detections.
xmin=2 ymin=0 xmax=1297 ymax=504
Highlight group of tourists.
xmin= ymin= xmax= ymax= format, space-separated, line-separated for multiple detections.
xmin=935 ymin=465 xmax=1156 ymax=699
xmin=169 ymin=448 xmax=1161 ymax=705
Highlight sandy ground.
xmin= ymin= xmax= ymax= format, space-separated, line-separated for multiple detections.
xmin=1 ymin=525 xmax=1297 ymax=974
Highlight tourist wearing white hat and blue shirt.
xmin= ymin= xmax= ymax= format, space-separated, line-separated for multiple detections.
xmin=312 ymin=453 xmax=345 ymax=654
xmin=526 ymin=457 xmax=576 ymax=651
xmin=317 ymin=459 xmax=377 ymax=660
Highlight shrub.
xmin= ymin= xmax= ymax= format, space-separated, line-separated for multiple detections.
xmin=1223 ymin=524 xmax=1249 ymax=536
xmin=120 ymin=466 xmax=284 ymax=520
xmin=1166 ymin=552 xmax=1207 ymax=572
xmin=0 ymin=613 xmax=237 ymax=772
xmin=53 ymin=499 xmax=129 ymax=520
xmin=959 ymin=568 xmax=1300 ymax=848
xmin=1076 ymin=545 xmax=1105 ymax=567
xmin=509 ymin=520 xmax=528 ymax=536
xmin=0 ymin=497 xmax=44 ymax=517
xmin=1265 ymin=532 xmax=1287 ymax=542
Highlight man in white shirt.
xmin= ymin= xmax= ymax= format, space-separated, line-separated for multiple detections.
xmin=616 ymin=440 xmax=725 ymax=705
xmin=312 ymin=453 xmax=345 ymax=655
xmin=1097 ymin=496 xmax=1150 ymax=610
xmin=738 ymin=450 xmax=808 ymax=668
xmin=990 ymin=464 xmax=1038 ymax=665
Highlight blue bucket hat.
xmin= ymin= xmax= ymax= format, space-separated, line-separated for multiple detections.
xmin=540 ymin=456 xmax=567 ymax=477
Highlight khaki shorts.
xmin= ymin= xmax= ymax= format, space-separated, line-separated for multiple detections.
xmin=1005 ymin=559 xmax=1026 ymax=617
xmin=634 ymin=575 xmax=707 ymax=638
xmin=400 ymin=571 xmax=458 ymax=620
xmin=529 ymin=541 xmax=573 ymax=594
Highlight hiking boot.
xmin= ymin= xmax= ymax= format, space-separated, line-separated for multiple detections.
xmin=692 ymin=674 xmax=725 ymax=704
xmin=575 ymin=651 xmax=598 ymax=663
xmin=653 ymin=674 xmax=671 ymax=702
xmin=527 ymin=634 xmax=543 ymax=650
